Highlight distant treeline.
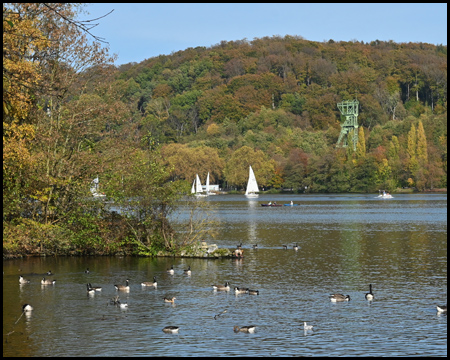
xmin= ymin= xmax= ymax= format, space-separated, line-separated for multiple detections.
xmin=117 ymin=35 xmax=447 ymax=192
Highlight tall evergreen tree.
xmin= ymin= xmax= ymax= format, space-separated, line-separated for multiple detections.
xmin=407 ymin=124 xmax=418 ymax=175
xmin=388 ymin=136 xmax=400 ymax=161
xmin=387 ymin=135 xmax=401 ymax=187
xmin=355 ymin=127 xmax=366 ymax=159
xmin=416 ymin=121 xmax=428 ymax=164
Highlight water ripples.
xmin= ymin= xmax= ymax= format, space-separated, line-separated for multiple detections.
xmin=3 ymin=194 xmax=447 ymax=356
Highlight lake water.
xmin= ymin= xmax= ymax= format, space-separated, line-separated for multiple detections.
xmin=3 ymin=194 xmax=447 ymax=356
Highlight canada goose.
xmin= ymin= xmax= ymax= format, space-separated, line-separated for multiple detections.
xmin=248 ymin=289 xmax=259 ymax=295
xmin=237 ymin=243 xmax=242 ymax=249
xmin=167 ymin=265 xmax=175 ymax=274
xmin=184 ymin=266 xmax=191 ymax=275
xmin=22 ymin=304 xmax=33 ymax=312
xmin=234 ymin=287 xmax=249 ymax=294
xmin=329 ymin=293 xmax=351 ymax=302
xmin=163 ymin=296 xmax=176 ymax=303
xmin=85 ymin=268 xmax=90 ymax=274
xmin=87 ymin=284 xmax=96 ymax=294
xmin=293 ymin=243 xmax=299 ymax=251
xmin=41 ymin=277 xmax=56 ymax=285
xmin=114 ymin=279 xmax=130 ymax=291
xmin=141 ymin=276 xmax=157 ymax=287
xmin=303 ymin=322 xmax=314 ymax=330
xmin=46 ymin=270 xmax=53 ymax=276
xmin=19 ymin=275 xmax=30 ymax=284
xmin=436 ymin=305 xmax=447 ymax=313
xmin=252 ymin=244 xmax=258 ymax=249
xmin=212 ymin=282 xmax=230 ymax=291
xmin=282 ymin=245 xmax=287 ymax=250
xmin=365 ymin=284 xmax=374 ymax=301
xmin=233 ymin=325 xmax=256 ymax=333
xmin=88 ymin=283 xmax=102 ymax=291
xmin=162 ymin=326 xmax=179 ymax=333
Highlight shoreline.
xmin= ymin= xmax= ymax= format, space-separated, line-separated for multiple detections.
xmin=4 ymin=191 xmax=446 ymax=260
xmin=3 ymin=242 xmax=235 ymax=260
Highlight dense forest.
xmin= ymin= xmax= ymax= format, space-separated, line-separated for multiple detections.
xmin=3 ymin=4 xmax=447 ymax=257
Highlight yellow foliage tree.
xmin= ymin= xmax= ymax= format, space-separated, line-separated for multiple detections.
xmin=161 ymin=143 xmax=224 ymax=184
xmin=206 ymin=122 xmax=221 ymax=136
xmin=407 ymin=123 xmax=418 ymax=175
xmin=355 ymin=126 xmax=366 ymax=159
xmin=416 ymin=120 xmax=428 ymax=164
xmin=4 ymin=3 xmax=115 ymax=224
xmin=3 ymin=4 xmax=51 ymax=217
xmin=224 ymin=145 xmax=276 ymax=188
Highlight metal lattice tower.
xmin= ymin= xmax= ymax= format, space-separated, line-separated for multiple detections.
xmin=336 ymin=100 xmax=359 ymax=151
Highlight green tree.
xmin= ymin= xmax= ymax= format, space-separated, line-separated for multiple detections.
xmin=282 ymin=148 xmax=309 ymax=191
xmin=350 ymin=155 xmax=378 ymax=192
xmin=308 ymin=151 xmax=350 ymax=193
xmin=224 ymin=146 xmax=275 ymax=189
xmin=112 ymin=147 xmax=185 ymax=253
xmin=387 ymin=135 xmax=401 ymax=187
xmin=279 ymin=92 xmax=305 ymax=115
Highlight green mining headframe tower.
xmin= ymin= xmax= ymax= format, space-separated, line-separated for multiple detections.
xmin=336 ymin=99 xmax=359 ymax=151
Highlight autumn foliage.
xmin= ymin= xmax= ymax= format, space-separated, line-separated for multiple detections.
xmin=3 ymin=5 xmax=447 ymax=257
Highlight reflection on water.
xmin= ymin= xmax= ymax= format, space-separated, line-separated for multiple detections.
xmin=3 ymin=194 xmax=447 ymax=356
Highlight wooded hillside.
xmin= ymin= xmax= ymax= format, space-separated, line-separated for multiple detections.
xmin=116 ymin=35 xmax=447 ymax=192
xmin=3 ymin=3 xmax=447 ymax=256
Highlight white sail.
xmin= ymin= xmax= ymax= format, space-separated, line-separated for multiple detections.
xmin=191 ymin=179 xmax=196 ymax=194
xmin=196 ymin=174 xmax=202 ymax=193
xmin=194 ymin=174 xmax=207 ymax=197
xmin=205 ymin=171 xmax=217 ymax=195
xmin=206 ymin=172 xmax=210 ymax=194
xmin=245 ymin=166 xmax=259 ymax=198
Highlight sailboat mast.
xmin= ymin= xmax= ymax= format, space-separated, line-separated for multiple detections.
xmin=196 ymin=174 xmax=203 ymax=193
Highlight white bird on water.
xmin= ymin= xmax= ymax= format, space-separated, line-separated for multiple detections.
xmin=303 ymin=322 xmax=314 ymax=330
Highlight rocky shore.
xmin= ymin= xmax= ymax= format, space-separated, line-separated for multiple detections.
xmin=157 ymin=241 xmax=234 ymax=258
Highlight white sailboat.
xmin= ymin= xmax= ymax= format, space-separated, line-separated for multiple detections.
xmin=245 ymin=166 xmax=259 ymax=198
xmin=205 ymin=172 xmax=216 ymax=195
xmin=193 ymin=174 xmax=207 ymax=197
xmin=90 ymin=177 xmax=106 ymax=198
xmin=205 ymin=172 xmax=210 ymax=194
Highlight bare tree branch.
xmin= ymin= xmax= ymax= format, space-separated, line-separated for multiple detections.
xmin=42 ymin=3 xmax=114 ymax=44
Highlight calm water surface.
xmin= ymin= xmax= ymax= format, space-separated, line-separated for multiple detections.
xmin=3 ymin=194 xmax=447 ymax=356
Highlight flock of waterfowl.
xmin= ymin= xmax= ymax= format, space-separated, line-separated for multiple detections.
xmin=17 ymin=258 xmax=447 ymax=335
xmin=236 ymin=243 xmax=299 ymax=257
xmin=16 ymin=264 xmax=261 ymax=334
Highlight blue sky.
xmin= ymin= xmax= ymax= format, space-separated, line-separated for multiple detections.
xmin=82 ymin=3 xmax=447 ymax=65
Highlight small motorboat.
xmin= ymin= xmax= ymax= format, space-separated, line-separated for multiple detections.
xmin=376 ymin=190 xmax=393 ymax=199
xmin=261 ymin=203 xmax=282 ymax=207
